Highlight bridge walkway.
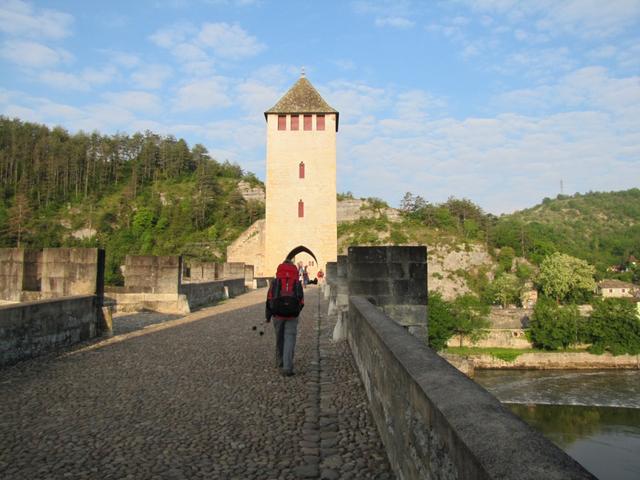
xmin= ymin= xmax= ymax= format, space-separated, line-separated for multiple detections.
xmin=0 ymin=286 xmax=393 ymax=480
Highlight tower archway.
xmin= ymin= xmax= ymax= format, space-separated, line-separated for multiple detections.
xmin=285 ymin=245 xmax=317 ymax=263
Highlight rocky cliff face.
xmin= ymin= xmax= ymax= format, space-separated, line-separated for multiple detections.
xmin=427 ymin=244 xmax=495 ymax=300
xmin=237 ymin=181 xmax=266 ymax=203
xmin=337 ymin=199 xmax=401 ymax=222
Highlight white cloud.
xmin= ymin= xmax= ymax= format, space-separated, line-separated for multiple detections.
xmin=172 ymin=42 xmax=208 ymax=62
xmin=39 ymin=71 xmax=88 ymax=90
xmin=149 ymin=22 xmax=195 ymax=48
xmin=197 ymin=22 xmax=265 ymax=58
xmin=173 ymin=78 xmax=231 ymax=111
xmin=102 ymin=91 xmax=162 ymax=114
xmin=0 ymin=40 xmax=72 ymax=68
xmin=464 ymin=0 xmax=640 ymax=39
xmin=39 ymin=66 xmax=117 ymax=91
xmin=236 ymin=79 xmax=282 ymax=114
xmin=108 ymin=51 xmax=140 ymax=68
xmin=150 ymin=21 xmax=265 ymax=71
xmin=328 ymin=69 xmax=640 ymax=213
xmin=374 ymin=16 xmax=414 ymax=28
xmin=0 ymin=0 xmax=73 ymax=39
xmin=131 ymin=64 xmax=173 ymax=89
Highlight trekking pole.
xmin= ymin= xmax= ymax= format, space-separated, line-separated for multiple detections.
xmin=252 ymin=320 xmax=269 ymax=336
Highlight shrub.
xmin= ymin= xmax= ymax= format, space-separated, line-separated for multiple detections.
xmin=427 ymin=292 xmax=456 ymax=351
xmin=527 ymin=299 xmax=580 ymax=350
xmin=584 ymin=298 xmax=640 ymax=355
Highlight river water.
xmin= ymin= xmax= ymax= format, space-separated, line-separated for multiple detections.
xmin=474 ymin=370 xmax=640 ymax=480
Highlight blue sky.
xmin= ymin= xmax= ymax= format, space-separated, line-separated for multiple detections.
xmin=1 ymin=0 xmax=639 ymax=213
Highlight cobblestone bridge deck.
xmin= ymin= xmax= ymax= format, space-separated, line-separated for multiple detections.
xmin=0 ymin=286 xmax=394 ymax=480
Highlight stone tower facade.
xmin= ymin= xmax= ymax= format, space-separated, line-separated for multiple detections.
xmin=263 ymin=75 xmax=338 ymax=278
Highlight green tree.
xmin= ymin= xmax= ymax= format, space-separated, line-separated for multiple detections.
xmin=527 ymin=300 xmax=580 ymax=350
xmin=537 ymin=252 xmax=596 ymax=303
xmin=7 ymin=192 xmax=31 ymax=247
xmin=584 ymin=298 xmax=640 ymax=355
xmin=451 ymin=294 xmax=490 ymax=346
xmin=497 ymin=246 xmax=516 ymax=273
xmin=427 ymin=292 xmax=456 ymax=350
xmin=364 ymin=197 xmax=388 ymax=217
xmin=489 ymin=273 xmax=522 ymax=308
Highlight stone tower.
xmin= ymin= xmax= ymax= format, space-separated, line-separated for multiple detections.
xmin=263 ymin=74 xmax=338 ymax=278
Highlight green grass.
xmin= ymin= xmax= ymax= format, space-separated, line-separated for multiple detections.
xmin=446 ymin=346 xmax=590 ymax=362
xmin=446 ymin=347 xmax=538 ymax=362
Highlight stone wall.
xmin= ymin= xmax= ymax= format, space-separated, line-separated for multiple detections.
xmin=0 ymin=295 xmax=101 ymax=366
xmin=124 ymin=255 xmax=181 ymax=294
xmin=178 ymin=278 xmax=245 ymax=311
xmin=40 ymin=248 xmax=104 ymax=298
xmin=244 ymin=264 xmax=255 ymax=288
xmin=0 ymin=248 xmax=27 ymax=301
xmin=347 ymin=246 xmax=427 ymax=338
xmin=217 ymin=262 xmax=245 ymax=280
xmin=185 ymin=262 xmax=217 ymax=282
xmin=226 ymin=219 xmax=266 ymax=277
xmin=347 ymin=296 xmax=595 ymax=480
xmin=489 ymin=307 xmax=532 ymax=328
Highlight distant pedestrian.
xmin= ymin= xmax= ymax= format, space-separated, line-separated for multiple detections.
xmin=303 ymin=265 xmax=309 ymax=286
xmin=265 ymin=258 xmax=304 ymax=376
xmin=317 ymin=269 xmax=325 ymax=284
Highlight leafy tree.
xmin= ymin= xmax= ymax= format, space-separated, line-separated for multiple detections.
xmin=7 ymin=192 xmax=31 ymax=247
xmin=364 ymin=197 xmax=389 ymax=217
xmin=427 ymin=292 xmax=456 ymax=351
xmin=584 ymin=298 xmax=640 ymax=355
xmin=400 ymin=192 xmax=427 ymax=213
xmin=489 ymin=273 xmax=522 ymax=308
xmin=497 ymin=246 xmax=516 ymax=273
xmin=527 ymin=300 xmax=581 ymax=350
xmin=537 ymin=252 xmax=596 ymax=303
xmin=450 ymin=294 xmax=490 ymax=346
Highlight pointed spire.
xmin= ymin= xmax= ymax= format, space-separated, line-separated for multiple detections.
xmin=301 ymin=66 xmax=306 ymax=78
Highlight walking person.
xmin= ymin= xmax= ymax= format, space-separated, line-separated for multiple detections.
xmin=303 ymin=265 xmax=310 ymax=286
xmin=265 ymin=258 xmax=304 ymax=376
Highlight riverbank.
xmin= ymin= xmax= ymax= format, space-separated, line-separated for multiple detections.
xmin=441 ymin=348 xmax=640 ymax=377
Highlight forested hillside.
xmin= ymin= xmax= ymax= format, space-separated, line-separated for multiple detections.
xmin=0 ymin=117 xmax=264 ymax=284
xmin=494 ymin=190 xmax=640 ymax=273
xmin=339 ymin=189 xmax=640 ymax=281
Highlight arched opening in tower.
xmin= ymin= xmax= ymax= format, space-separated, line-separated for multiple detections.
xmin=285 ymin=245 xmax=317 ymax=263
xmin=285 ymin=245 xmax=321 ymax=283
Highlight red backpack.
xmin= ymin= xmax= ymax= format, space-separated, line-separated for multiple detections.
xmin=269 ymin=263 xmax=304 ymax=317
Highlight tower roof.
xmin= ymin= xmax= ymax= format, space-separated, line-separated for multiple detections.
xmin=265 ymin=76 xmax=339 ymax=130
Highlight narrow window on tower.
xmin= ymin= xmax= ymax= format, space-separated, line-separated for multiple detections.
xmin=317 ymin=114 xmax=325 ymax=131
xmin=303 ymin=114 xmax=312 ymax=131
xmin=291 ymin=114 xmax=299 ymax=130
xmin=298 ymin=199 xmax=304 ymax=218
xmin=278 ymin=115 xmax=286 ymax=130
xmin=299 ymin=162 xmax=305 ymax=179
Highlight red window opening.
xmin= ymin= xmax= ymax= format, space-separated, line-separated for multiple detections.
xmin=303 ymin=114 xmax=312 ymax=130
xmin=299 ymin=162 xmax=305 ymax=179
xmin=278 ymin=115 xmax=286 ymax=130
xmin=291 ymin=115 xmax=299 ymax=130
xmin=298 ymin=199 xmax=304 ymax=218
xmin=317 ymin=114 xmax=325 ymax=131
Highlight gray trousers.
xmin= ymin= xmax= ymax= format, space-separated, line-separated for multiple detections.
xmin=273 ymin=317 xmax=299 ymax=372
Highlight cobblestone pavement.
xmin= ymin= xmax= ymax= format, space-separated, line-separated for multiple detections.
xmin=112 ymin=312 xmax=182 ymax=335
xmin=0 ymin=286 xmax=393 ymax=479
